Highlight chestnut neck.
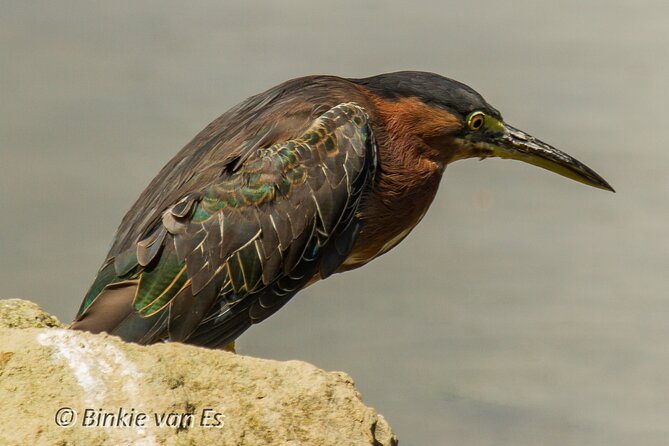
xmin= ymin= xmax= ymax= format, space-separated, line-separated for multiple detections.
xmin=367 ymin=102 xmax=444 ymax=203
xmin=340 ymin=88 xmax=455 ymax=267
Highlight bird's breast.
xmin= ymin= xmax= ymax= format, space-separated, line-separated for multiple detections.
xmin=338 ymin=172 xmax=441 ymax=272
xmin=340 ymin=220 xmax=419 ymax=270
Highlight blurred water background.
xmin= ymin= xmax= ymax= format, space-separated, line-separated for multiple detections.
xmin=1 ymin=1 xmax=668 ymax=444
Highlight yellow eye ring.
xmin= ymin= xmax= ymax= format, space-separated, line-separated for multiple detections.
xmin=467 ymin=112 xmax=485 ymax=131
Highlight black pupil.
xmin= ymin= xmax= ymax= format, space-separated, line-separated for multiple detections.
xmin=472 ymin=117 xmax=482 ymax=129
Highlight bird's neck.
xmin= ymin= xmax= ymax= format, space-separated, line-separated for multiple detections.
xmin=369 ymin=93 xmax=449 ymax=173
xmin=368 ymin=98 xmax=446 ymax=216
xmin=340 ymin=92 xmax=446 ymax=270
xmin=368 ymin=112 xmax=445 ymax=210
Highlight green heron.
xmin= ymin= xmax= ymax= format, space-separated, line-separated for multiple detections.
xmin=71 ymin=71 xmax=613 ymax=348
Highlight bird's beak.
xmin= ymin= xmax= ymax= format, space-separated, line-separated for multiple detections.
xmin=489 ymin=123 xmax=615 ymax=192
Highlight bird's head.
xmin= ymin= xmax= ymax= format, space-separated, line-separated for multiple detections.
xmin=354 ymin=71 xmax=614 ymax=192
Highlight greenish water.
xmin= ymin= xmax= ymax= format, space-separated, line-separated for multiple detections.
xmin=1 ymin=1 xmax=668 ymax=444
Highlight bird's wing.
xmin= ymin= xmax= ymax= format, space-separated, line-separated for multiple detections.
xmin=73 ymin=102 xmax=376 ymax=347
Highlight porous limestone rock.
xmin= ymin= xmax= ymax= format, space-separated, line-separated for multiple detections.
xmin=0 ymin=298 xmax=63 ymax=329
xmin=0 ymin=299 xmax=397 ymax=446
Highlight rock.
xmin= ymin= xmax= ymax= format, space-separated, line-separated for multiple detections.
xmin=0 ymin=299 xmax=63 ymax=329
xmin=0 ymin=299 xmax=397 ymax=446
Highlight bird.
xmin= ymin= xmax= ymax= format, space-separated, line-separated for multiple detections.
xmin=71 ymin=71 xmax=614 ymax=349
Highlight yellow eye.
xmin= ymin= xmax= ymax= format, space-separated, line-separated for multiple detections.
xmin=467 ymin=112 xmax=485 ymax=131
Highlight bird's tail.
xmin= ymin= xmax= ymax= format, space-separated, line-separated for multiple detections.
xmin=70 ymin=280 xmax=167 ymax=344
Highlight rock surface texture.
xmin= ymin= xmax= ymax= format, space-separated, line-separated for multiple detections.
xmin=0 ymin=299 xmax=397 ymax=446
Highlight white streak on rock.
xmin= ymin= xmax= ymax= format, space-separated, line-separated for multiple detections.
xmin=37 ymin=329 xmax=156 ymax=445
